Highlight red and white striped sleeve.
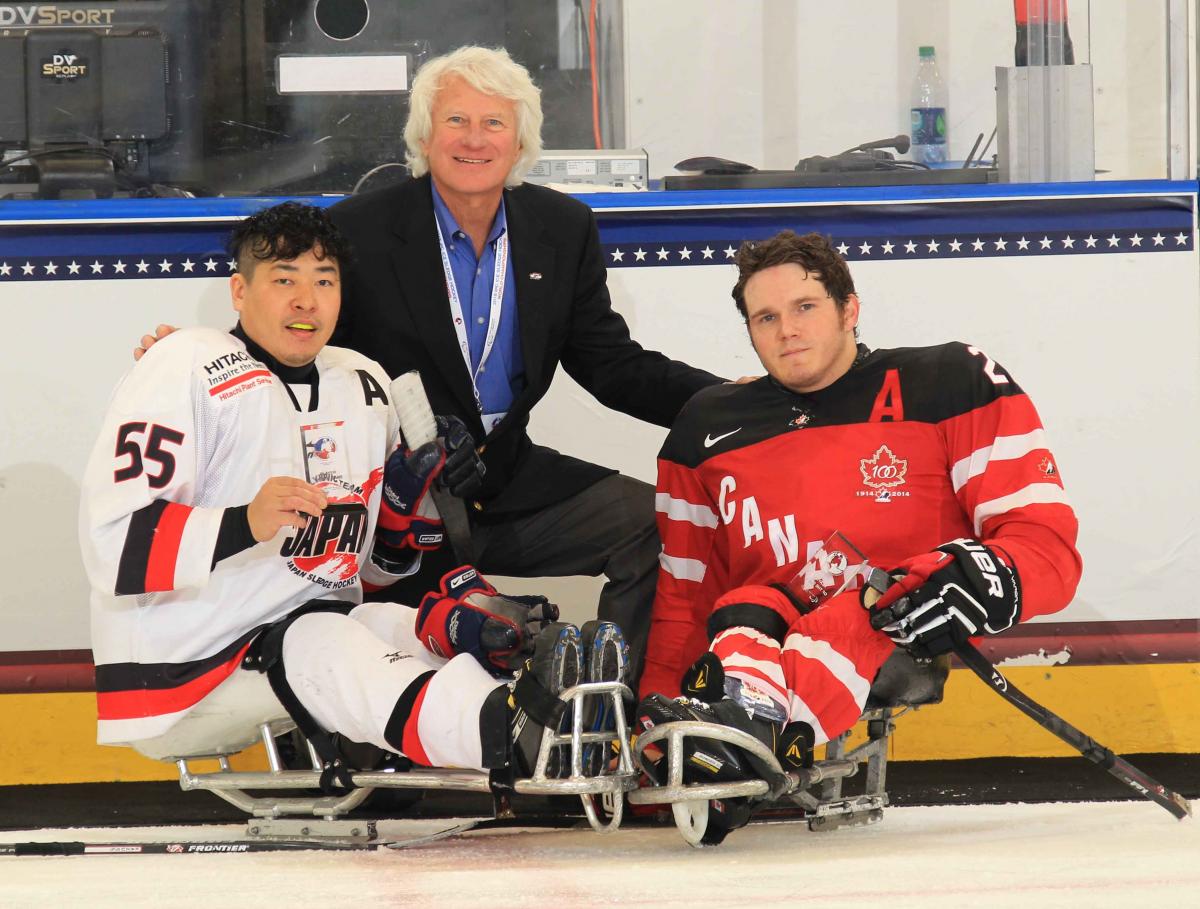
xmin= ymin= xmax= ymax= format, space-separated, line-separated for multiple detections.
xmin=640 ymin=454 xmax=722 ymax=698
xmin=938 ymin=345 xmax=1082 ymax=621
xmin=79 ymin=334 xmax=224 ymax=597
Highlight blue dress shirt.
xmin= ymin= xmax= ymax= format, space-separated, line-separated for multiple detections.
xmin=431 ymin=183 xmax=524 ymax=431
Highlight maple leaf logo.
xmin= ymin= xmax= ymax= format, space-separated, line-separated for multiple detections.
xmin=860 ymin=445 xmax=908 ymax=490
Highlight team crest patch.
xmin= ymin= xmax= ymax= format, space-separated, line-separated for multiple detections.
xmin=307 ymin=436 xmax=337 ymax=460
xmin=1038 ymin=456 xmax=1058 ymax=479
xmin=789 ymin=406 xmax=811 ymax=429
xmin=857 ymin=445 xmax=911 ymax=502
xmin=302 ymin=421 xmax=350 ymax=485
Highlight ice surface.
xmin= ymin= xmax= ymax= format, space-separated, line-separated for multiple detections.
xmin=2 ymin=801 xmax=1196 ymax=908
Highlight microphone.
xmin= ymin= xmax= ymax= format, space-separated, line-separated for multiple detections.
xmin=841 ymin=134 xmax=911 ymax=156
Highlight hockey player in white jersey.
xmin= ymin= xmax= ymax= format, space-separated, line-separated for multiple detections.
xmin=81 ymin=202 xmax=624 ymax=787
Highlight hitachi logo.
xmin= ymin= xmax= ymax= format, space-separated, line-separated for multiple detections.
xmin=204 ymin=351 xmax=252 ymax=374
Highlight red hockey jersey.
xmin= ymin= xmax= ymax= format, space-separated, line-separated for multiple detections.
xmin=641 ymin=342 xmax=1082 ymax=699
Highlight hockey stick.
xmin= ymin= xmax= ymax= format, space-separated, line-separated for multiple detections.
xmin=860 ymin=564 xmax=1192 ymax=821
xmin=1 ymin=820 xmax=482 ymax=857
xmin=390 ymin=371 xmax=475 ymax=563
xmin=0 ymin=816 xmax=601 ymax=857
xmin=2 ymin=839 xmax=378 ymax=856
xmin=954 ymin=642 xmax=1192 ymax=820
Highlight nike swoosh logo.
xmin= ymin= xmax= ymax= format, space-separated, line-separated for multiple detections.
xmin=704 ymin=428 xmax=741 ymax=447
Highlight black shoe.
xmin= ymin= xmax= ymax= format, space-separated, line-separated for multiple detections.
xmin=636 ymin=693 xmax=786 ymax=844
xmin=510 ymin=622 xmax=582 ymax=778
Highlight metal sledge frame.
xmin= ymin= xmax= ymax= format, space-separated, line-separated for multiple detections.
xmin=173 ymin=680 xmax=638 ymax=842
xmin=626 ymin=718 xmax=881 ymax=846
xmin=792 ymin=706 xmax=896 ymax=830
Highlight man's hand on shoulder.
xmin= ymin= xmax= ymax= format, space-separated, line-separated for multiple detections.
xmin=248 ymin=477 xmax=328 ymax=542
xmin=134 ymin=324 xmax=178 ymax=361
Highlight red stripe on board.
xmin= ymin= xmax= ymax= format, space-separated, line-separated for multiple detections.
xmin=0 ymin=649 xmax=92 ymax=666
xmin=0 ymin=662 xmax=95 ymax=694
xmin=401 ymin=679 xmax=433 ymax=766
xmin=208 ymin=369 xmax=272 ymax=397
xmin=0 ymin=650 xmax=94 ymax=693
xmin=3 ymin=621 xmax=1199 ymax=696
xmin=144 ymin=502 xmax=191 ymax=592
xmin=94 ymin=644 xmax=251 ymax=720
xmin=978 ymin=622 xmax=1200 ymax=665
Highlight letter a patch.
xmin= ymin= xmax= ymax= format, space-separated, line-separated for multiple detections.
xmin=869 ymin=368 xmax=905 ymax=422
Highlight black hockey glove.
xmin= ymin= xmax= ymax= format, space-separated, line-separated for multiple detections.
xmin=435 ymin=415 xmax=486 ymax=498
xmin=416 ymin=565 xmax=560 ymax=673
xmin=864 ymin=539 xmax=1021 ymax=660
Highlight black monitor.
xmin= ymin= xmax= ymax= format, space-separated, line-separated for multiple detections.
xmin=0 ymin=1 xmax=203 ymax=197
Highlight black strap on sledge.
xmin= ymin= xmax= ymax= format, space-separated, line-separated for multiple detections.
xmin=478 ymin=684 xmax=512 ymax=771
xmin=479 ymin=670 xmax=566 ymax=799
xmin=512 ymin=671 xmax=566 ymax=728
xmin=243 ymin=600 xmax=357 ymax=795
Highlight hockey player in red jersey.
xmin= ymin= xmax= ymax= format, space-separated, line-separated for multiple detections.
xmin=637 ymin=230 xmax=1081 ymax=837
xmin=81 ymin=202 xmax=624 ymax=785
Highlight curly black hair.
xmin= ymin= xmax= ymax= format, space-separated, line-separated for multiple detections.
xmin=227 ymin=201 xmax=352 ymax=276
xmin=731 ymin=230 xmax=856 ymax=319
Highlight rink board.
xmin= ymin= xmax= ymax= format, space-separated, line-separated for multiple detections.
xmin=1 ymin=662 xmax=1197 ymax=785
xmin=0 ymin=183 xmax=1196 ymax=783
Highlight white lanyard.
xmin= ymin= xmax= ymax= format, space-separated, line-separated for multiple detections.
xmin=436 ymin=222 xmax=509 ymax=415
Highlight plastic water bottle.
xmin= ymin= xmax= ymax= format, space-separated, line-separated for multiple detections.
xmin=910 ymin=45 xmax=947 ymax=165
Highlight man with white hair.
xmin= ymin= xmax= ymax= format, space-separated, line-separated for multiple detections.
xmin=326 ymin=46 xmax=723 ymax=679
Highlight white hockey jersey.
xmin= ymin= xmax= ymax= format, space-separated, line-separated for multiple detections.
xmin=80 ymin=327 xmax=402 ymax=744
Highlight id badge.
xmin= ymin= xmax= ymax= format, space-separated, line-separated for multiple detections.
xmin=300 ymin=420 xmax=351 ymax=486
xmin=480 ymin=410 xmax=507 ymax=434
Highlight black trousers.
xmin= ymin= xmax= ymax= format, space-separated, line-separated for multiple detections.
xmin=365 ymin=473 xmax=660 ymax=685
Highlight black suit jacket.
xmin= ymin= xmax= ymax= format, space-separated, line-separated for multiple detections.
xmin=329 ymin=175 xmax=722 ymax=519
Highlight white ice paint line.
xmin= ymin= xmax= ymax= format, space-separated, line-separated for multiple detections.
xmin=997 ymin=647 xmax=1073 ymax=667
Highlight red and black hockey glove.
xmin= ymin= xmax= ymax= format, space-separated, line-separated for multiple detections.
xmin=373 ymin=441 xmax=445 ymax=572
xmin=416 ymin=565 xmax=561 ymax=674
xmin=864 ymin=538 xmax=1022 ymax=660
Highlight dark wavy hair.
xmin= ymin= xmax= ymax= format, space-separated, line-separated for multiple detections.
xmin=731 ymin=230 xmax=856 ymax=319
xmin=228 ymin=202 xmax=352 ymax=276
